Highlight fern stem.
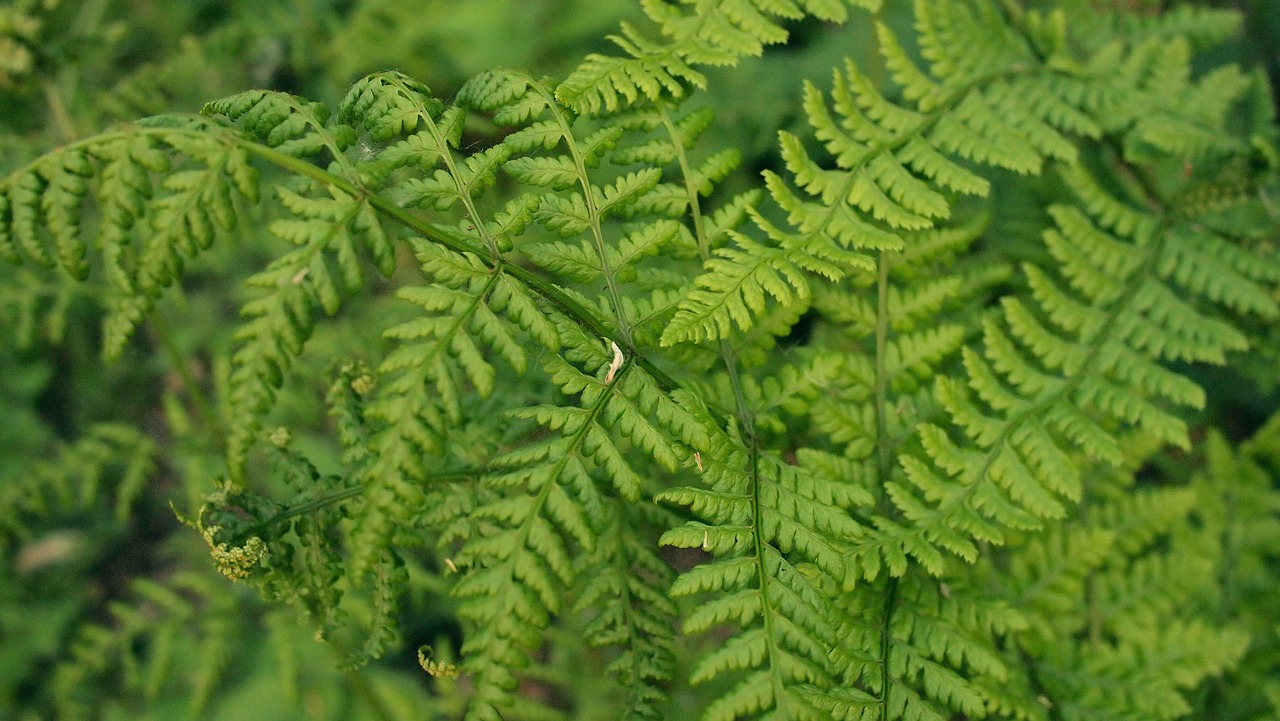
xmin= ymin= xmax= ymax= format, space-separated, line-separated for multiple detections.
xmin=1086 ymin=574 xmax=1102 ymax=645
xmin=418 ymin=105 xmax=502 ymax=257
xmin=994 ymin=0 xmax=1027 ymax=32
xmin=272 ymin=484 xmax=365 ymax=523
xmin=878 ymin=575 xmax=899 ymax=721
xmin=1017 ymin=646 xmax=1066 ymax=721
xmin=289 ymin=94 xmax=362 ymax=182
xmin=723 ymin=347 xmax=758 ymax=441
xmin=656 ymin=102 xmax=756 ymax=440
xmin=40 ymin=76 xmax=80 ymax=143
xmin=530 ymin=79 xmax=635 ymax=348
xmin=215 ymin=128 xmax=682 ymax=393
xmin=873 ymin=250 xmax=892 ymax=504
xmin=1216 ymin=470 xmax=1239 ymax=623
xmin=68 ymin=0 xmax=114 ymax=52
xmin=748 ymin=446 xmax=789 ymax=711
xmin=654 ymin=103 xmax=710 ymax=259
xmin=43 ymin=0 xmax=112 ymax=140
xmin=228 ymin=464 xmax=495 ymax=545
xmin=226 ymin=484 xmax=363 ymax=544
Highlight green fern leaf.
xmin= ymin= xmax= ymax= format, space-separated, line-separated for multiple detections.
xmin=224 ymin=182 xmax=390 ymax=478
xmin=658 ymin=408 xmax=872 ymax=720
xmin=556 ymin=0 xmax=880 ymax=116
xmin=886 ymin=153 xmax=1275 ymax=570
xmin=574 ymin=504 xmax=679 ymax=721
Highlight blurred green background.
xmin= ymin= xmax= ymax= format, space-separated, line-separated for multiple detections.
xmin=1 ymin=0 xmax=1278 ymax=719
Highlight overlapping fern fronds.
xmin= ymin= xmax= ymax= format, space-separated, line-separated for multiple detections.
xmin=2 ymin=0 xmax=1276 ymax=719
xmin=658 ymin=0 xmax=1094 ymax=348
xmin=259 ymin=68 xmax=725 ymax=719
xmin=651 ymin=0 xmax=1097 ymax=713
xmin=885 ymin=151 xmax=1279 ymax=572
xmin=652 ymin=0 xmax=1277 ymax=719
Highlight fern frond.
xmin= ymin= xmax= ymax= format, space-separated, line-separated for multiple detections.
xmin=4 ymin=3 xmax=1274 ymax=719
xmin=1116 ymin=4 xmax=1242 ymax=49
xmin=557 ymin=0 xmax=881 ymax=116
xmin=0 ymin=122 xmax=261 ymax=358
xmin=1175 ymin=423 xmax=1280 ymax=717
xmin=658 ymin=405 xmax=873 ymax=721
xmin=247 ymin=73 xmax=742 ymax=714
xmin=223 ymin=180 xmax=390 ymax=478
xmin=994 ymin=525 xmax=1115 ymax=643
xmin=345 ymin=244 xmax=562 ymax=585
xmin=49 ymin=572 xmax=239 ymax=720
xmin=334 ymin=68 xmax=709 ymax=591
xmin=453 ymin=340 xmax=704 ymax=721
xmin=812 ymin=569 xmax=1028 ymax=721
xmin=883 ymin=144 xmax=1277 ymax=571
xmin=807 ymin=216 xmax=1001 ymax=467
xmin=556 ymin=21 xmax=706 ymax=116
xmin=1057 ymin=619 xmax=1248 ymax=721
xmin=574 ymin=503 xmax=679 ymax=721
xmin=1017 ymin=472 xmax=1250 ymax=720
xmin=661 ymin=0 xmax=1100 ymax=345
xmin=662 ymin=218 xmax=866 ymax=345
xmin=0 ymin=423 xmax=156 ymax=534
xmin=203 ymin=81 xmax=482 ymax=479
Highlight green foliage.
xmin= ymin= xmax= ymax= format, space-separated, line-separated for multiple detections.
xmin=2 ymin=0 xmax=1279 ymax=720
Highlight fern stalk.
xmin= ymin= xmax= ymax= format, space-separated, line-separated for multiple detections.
xmin=227 ymin=122 xmax=682 ymax=392
xmin=654 ymin=101 xmax=758 ymax=439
